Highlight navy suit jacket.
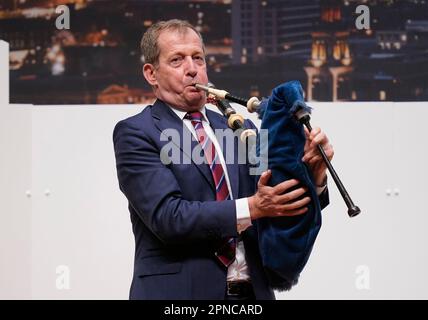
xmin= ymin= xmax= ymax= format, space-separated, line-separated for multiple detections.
xmin=113 ymin=99 xmax=328 ymax=300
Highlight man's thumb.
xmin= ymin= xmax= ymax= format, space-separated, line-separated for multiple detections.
xmin=258 ymin=170 xmax=271 ymax=186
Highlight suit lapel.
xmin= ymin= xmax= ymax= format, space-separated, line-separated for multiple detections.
xmin=151 ymin=100 xmax=241 ymax=200
xmin=151 ymin=100 xmax=215 ymax=190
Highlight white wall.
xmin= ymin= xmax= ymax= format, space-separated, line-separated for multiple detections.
xmin=1 ymin=40 xmax=428 ymax=299
xmin=0 ymin=41 xmax=31 ymax=299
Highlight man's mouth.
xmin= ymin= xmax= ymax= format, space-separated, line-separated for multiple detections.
xmin=186 ymin=84 xmax=200 ymax=91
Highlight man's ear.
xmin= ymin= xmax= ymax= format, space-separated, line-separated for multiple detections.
xmin=143 ymin=64 xmax=157 ymax=86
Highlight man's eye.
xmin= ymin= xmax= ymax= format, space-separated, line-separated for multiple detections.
xmin=171 ymin=57 xmax=182 ymax=64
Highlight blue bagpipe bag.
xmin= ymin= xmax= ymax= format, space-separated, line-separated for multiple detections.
xmin=255 ymin=80 xmax=322 ymax=290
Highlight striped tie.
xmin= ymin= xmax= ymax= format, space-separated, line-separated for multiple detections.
xmin=185 ymin=111 xmax=236 ymax=267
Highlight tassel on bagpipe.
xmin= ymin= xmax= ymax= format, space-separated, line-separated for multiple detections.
xmin=194 ymin=80 xmax=360 ymax=290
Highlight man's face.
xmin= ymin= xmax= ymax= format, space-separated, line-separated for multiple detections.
xmin=143 ymin=28 xmax=208 ymax=111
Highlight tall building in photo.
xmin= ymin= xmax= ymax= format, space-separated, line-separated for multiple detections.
xmin=304 ymin=0 xmax=353 ymax=101
xmin=232 ymin=0 xmax=320 ymax=64
xmin=348 ymin=0 xmax=428 ymax=101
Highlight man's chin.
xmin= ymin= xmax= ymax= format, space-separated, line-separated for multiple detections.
xmin=185 ymin=95 xmax=206 ymax=109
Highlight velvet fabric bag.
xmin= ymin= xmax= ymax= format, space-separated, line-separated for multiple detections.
xmin=255 ymin=80 xmax=322 ymax=290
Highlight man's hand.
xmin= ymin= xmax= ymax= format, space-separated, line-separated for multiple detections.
xmin=248 ymin=170 xmax=310 ymax=220
xmin=302 ymin=127 xmax=334 ymax=187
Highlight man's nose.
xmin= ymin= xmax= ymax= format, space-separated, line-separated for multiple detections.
xmin=184 ymin=56 xmax=197 ymax=77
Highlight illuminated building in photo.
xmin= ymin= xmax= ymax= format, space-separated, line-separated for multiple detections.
xmin=232 ymin=0 xmax=320 ymax=64
xmin=304 ymin=0 xmax=353 ymax=101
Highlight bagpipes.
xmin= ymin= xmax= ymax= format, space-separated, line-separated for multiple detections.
xmin=194 ymin=81 xmax=360 ymax=290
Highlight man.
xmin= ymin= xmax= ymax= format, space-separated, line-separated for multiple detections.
xmin=113 ymin=19 xmax=333 ymax=300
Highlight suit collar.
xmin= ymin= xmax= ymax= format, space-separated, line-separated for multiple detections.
xmin=169 ymin=104 xmax=211 ymax=125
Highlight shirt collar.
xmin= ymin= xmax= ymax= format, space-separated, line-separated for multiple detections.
xmin=169 ymin=104 xmax=210 ymax=124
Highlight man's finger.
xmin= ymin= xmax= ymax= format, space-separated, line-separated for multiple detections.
xmin=304 ymin=127 xmax=310 ymax=139
xmin=306 ymin=144 xmax=333 ymax=163
xmin=302 ymin=149 xmax=318 ymax=162
xmin=272 ymin=178 xmax=300 ymax=194
xmin=310 ymin=132 xmax=327 ymax=148
xmin=283 ymin=207 xmax=308 ymax=217
xmin=276 ymin=187 xmax=308 ymax=204
xmin=280 ymin=196 xmax=311 ymax=211
xmin=307 ymin=155 xmax=323 ymax=165
xmin=323 ymin=145 xmax=334 ymax=160
xmin=310 ymin=127 xmax=321 ymax=140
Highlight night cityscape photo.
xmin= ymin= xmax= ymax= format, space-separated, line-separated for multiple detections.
xmin=1 ymin=0 xmax=428 ymax=104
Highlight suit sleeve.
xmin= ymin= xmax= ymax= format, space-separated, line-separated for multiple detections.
xmin=113 ymin=119 xmax=238 ymax=245
xmin=318 ymin=187 xmax=329 ymax=210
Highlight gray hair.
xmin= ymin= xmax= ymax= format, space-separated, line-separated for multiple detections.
xmin=140 ymin=19 xmax=205 ymax=67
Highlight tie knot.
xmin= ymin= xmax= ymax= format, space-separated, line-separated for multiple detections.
xmin=185 ymin=111 xmax=204 ymax=122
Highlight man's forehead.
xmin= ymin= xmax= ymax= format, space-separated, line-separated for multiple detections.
xmin=159 ymin=28 xmax=201 ymax=43
xmin=158 ymin=29 xmax=203 ymax=53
